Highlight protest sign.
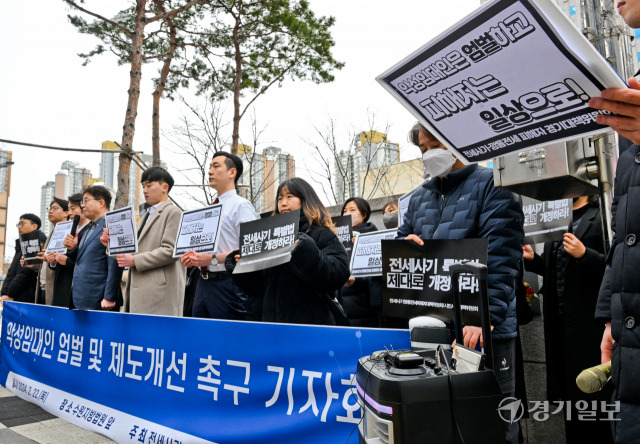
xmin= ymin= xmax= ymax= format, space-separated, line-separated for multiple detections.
xmin=0 ymin=302 xmax=409 ymax=444
xmin=173 ymin=204 xmax=223 ymax=257
xmin=332 ymin=215 xmax=353 ymax=257
xmin=19 ymin=231 xmax=43 ymax=264
xmin=349 ymin=229 xmax=398 ymax=278
xmin=522 ymin=196 xmax=572 ymax=244
xmin=44 ymin=220 xmax=74 ymax=255
xmin=377 ymin=0 xmax=625 ymax=163
xmin=381 ymin=239 xmax=488 ymax=325
xmin=234 ymin=210 xmax=299 ymax=274
xmin=105 ymin=206 xmax=137 ymax=256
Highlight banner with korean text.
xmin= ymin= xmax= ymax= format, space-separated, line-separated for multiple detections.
xmin=377 ymin=0 xmax=625 ymax=163
xmin=0 ymin=303 xmax=409 ymax=443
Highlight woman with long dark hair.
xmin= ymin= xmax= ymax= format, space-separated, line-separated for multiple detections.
xmin=227 ymin=178 xmax=350 ymax=325
xmin=340 ymin=196 xmax=380 ymax=327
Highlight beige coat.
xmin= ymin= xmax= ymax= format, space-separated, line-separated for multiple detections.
xmin=126 ymin=200 xmax=185 ymax=316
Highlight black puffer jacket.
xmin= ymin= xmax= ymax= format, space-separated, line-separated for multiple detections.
xmin=596 ymin=142 xmax=640 ymax=442
xmin=230 ymin=215 xmax=350 ymax=326
xmin=339 ymin=222 xmax=380 ymax=327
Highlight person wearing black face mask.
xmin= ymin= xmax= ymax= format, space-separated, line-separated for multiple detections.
xmin=382 ymin=201 xmax=399 ymax=229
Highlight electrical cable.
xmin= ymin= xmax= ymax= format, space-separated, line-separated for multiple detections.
xmin=438 ymin=345 xmax=466 ymax=444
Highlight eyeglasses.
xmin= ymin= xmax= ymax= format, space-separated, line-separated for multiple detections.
xmin=16 ymin=221 xmax=31 ymax=227
xmin=47 ymin=206 xmax=63 ymax=212
xmin=81 ymin=198 xmax=99 ymax=204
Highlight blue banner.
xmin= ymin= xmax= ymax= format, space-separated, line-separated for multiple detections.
xmin=0 ymin=303 xmax=409 ymax=443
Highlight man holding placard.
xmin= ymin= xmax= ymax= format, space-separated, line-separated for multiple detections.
xmin=101 ymin=167 xmax=185 ymax=316
xmin=399 ymin=122 xmax=524 ymax=443
xmin=1 ymin=214 xmax=47 ymax=305
xmin=49 ymin=193 xmax=89 ymax=308
xmin=35 ymin=197 xmax=69 ymax=305
xmin=181 ymin=152 xmax=258 ymax=320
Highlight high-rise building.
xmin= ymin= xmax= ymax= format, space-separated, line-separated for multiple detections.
xmin=263 ymin=146 xmax=295 ymax=213
xmin=333 ymin=130 xmax=400 ymax=204
xmin=41 ymin=161 xmax=92 ymax=234
xmin=54 ymin=161 xmax=91 ymax=200
xmin=0 ymin=150 xmax=12 ymax=265
xmin=40 ymin=181 xmax=56 ymax=235
xmin=100 ymin=141 xmax=119 ymax=189
xmin=237 ymin=145 xmax=295 ymax=214
xmin=334 ymin=150 xmax=360 ymax=204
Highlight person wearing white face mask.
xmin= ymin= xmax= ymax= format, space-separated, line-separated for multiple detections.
xmin=398 ymin=122 xmax=525 ymax=444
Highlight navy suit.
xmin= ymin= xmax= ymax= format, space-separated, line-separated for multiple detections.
xmin=68 ymin=218 xmax=123 ymax=310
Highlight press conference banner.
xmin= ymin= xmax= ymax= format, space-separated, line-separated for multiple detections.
xmin=522 ymin=196 xmax=572 ymax=244
xmin=0 ymin=303 xmax=409 ymax=444
xmin=381 ymin=239 xmax=488 ymax=325
xmin=234 ymin=210 xmax=299 ymax=274
xmin=377 ymin=0 xmax=625 ymax=163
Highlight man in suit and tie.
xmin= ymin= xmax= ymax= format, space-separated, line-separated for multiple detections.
xmin=101 ymin=167 xmax=185 ymax=316
xmin=66 ymin=185 xmax=122 ymax=311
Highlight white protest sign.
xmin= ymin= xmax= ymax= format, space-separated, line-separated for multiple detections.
xmin=378 ymin=0 xmax=625 ymax=164
xmin=105 ymin=206 xmax=138 ymax=256
xmin=349 ymin=229 xmax=398 ymax=278
xmin=173 ymin=204 xmax=223 ymax=257
xmin=44 ymin=220 xmax=74 ymax=255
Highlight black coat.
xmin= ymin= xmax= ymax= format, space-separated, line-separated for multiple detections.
xmin=230 ymin=217 xmax=350 ymax=326
xmin=50 ymin=224 xmax=90 ymax=308
xmin=339 ymin=221 xmax=379 ymax=327
xmin=526 ymin=205 xmax=611 ymax=442
xmin=1 ymin=233 xmax=47 ymax=303
xmin=596 ymin=142 xmax=640 ymax=442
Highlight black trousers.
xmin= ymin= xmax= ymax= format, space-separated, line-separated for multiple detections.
xmin=192 ymin=274 xmax=247 ymax=321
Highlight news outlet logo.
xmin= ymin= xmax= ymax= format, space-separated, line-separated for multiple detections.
xmin=497 ymin=397 xmax=524 ymax=423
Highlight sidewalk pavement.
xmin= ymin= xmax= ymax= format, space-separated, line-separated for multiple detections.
xmin=0 ymin=386 xmax=114 ymax=444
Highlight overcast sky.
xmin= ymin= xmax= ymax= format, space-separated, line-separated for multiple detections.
xmin=0 ymin=0 xmax=481 ymax=258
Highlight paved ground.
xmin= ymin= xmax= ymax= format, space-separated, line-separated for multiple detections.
xmin=0 ymin=386 xmax=114 ymax=444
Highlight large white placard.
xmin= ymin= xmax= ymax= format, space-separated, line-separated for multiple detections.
xmin=378 ymin=0 xmax=625 ymax=163
xmin=105 ymin=206 xmax=138 ymax=256
xmin=44 ymin=220 xmax=74 ymax=255
xmin=173 ymin=204 xmax=223 ymax=257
